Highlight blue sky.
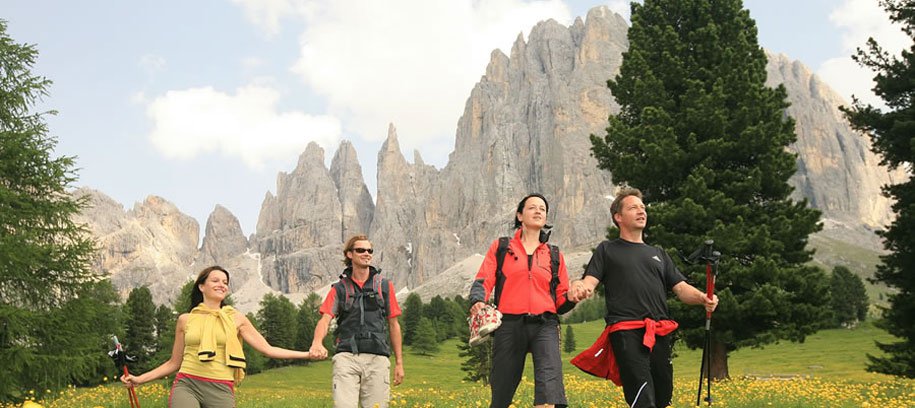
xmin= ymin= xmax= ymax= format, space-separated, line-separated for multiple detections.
xmin=2 ymin=0 xmax=907 ymax=239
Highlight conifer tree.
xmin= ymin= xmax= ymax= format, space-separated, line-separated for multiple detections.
xmin=0 ymin=19 xmax=100 ymax=401
xmin=256 ymin=293 xmax=298 ymax=368
xmin=457 ymin=337 xmax=492 ymax=383
xmin=590 ymin=0 xmax=828 ymax=379
xmin=425 ymin=295 xmax=454 ymax=340
xmin=829 ymin=266 xmax=869 ymax=328
xmin=152 ymin=304 xmax=176 ymax=363
xmin=295 ymin=293 xmax=322 ymax=363
xmin=411 ymin=317 xmax=439 ymax=355
xmin=125 ymin=286 xmax=158 ymax=372
xmin=563 ymin=325 xmax=576 ymax=354
xmin=841 ymin=0 xmax=915 ymax=378
xmin=26 ymin=281 xmax=121 ymax=398
xmin=402 ymin=293 xmax=424 ymax=345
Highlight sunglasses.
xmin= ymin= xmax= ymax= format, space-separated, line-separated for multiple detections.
xmin=352 ymin=247 xmax=374 ymax=254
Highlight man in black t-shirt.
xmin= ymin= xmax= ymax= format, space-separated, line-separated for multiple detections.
xmin=569 ymin=187 xmax=718 ymax=408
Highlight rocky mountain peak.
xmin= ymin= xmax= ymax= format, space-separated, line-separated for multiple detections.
xmin=766 ymin=50 xmax=908 ymax=245
xmin=197 ymin=204 xmax=247 ymax=266
xmin=75 ymin=6 xmax=905 ymax=309
xmin=330 ymin=139 xmax=375 ymax=240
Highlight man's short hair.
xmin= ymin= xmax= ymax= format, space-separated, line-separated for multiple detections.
xmin=342 ymin=234 xmax=370 ymax=267
xmin=610 ymin=187 xmax=643 ymax=228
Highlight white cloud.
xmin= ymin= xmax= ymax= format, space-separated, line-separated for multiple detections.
xmin=146 ymin=85 xmax=342 ymax=169
xmin=818 ymin=0 xmax=909 ymax=107
xmin=286 ymin=0 xmax=572 ymax=164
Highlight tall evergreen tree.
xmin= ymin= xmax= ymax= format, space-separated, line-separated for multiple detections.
xmin=152 ymin=304 xmax=176 ymax=363
xmin=411 ymin=317 xmax=439 ymax=355
xmin=0 ymin=20 xmax=97 ymax=308
xmin=841 ymin=0 xmax=915 ymax=378
xmin=256 ymin=293 xmax=298 ymax=368
xmin=590 ymin=0 xmax=828 ymax=379
xmin=0 ymin=19 xmax=100 ymax=402
xmin=563 ymin=325 xmax=576 ymax=354
xmin=125 ymin=286 xmax=157 ymax=372
xmin=402 ymin=293 xmax=424 ymax=345
xmin=27 ymin=280 xmax=122 ymax=398
xmin=425 ymin=295 xmax=454 ymax=340
xmin=295 ymin=293 xmax=322 ymax=364
xmin=829 ymin=266 xmax=869 ymax=328
xmin=457 ymin=337 xmax=492 ymax=383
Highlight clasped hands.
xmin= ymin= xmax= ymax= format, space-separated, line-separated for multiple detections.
xmin=568 ymin=280 xmax=593 ymax=302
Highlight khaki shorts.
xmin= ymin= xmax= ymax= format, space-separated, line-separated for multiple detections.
xmin=170 ymin=374 xmax=235 ymax=408
xmin=332 ymin=352 xmax=391 ymax=408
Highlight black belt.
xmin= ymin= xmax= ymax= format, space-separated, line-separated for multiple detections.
xmin=503 ymin=312 xmax=557 ymax=323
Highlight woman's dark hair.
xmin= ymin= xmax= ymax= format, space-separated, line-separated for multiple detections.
xmin=189 ymin=265 xmax=230 ymax=312
xmin=513 ymin=193 xmax=552 ymax=229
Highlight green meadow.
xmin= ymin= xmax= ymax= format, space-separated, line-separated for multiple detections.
xmin=12 ymin=320 xmax=914 ymax=407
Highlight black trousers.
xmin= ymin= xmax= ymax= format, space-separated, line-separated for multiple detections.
xmin=609 ymin=329 xmax=674 ymax=408
xmin=489 ymin=314 xmax=567 ymax=408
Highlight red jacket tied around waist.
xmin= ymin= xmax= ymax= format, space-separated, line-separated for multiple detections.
xmin=571 ymin=318 xmax=679 ymax=386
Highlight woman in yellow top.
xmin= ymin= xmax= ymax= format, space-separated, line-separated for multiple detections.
xmin=120 ymin=266 xmax=315 ymax=407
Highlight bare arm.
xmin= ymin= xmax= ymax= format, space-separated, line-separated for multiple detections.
xmin=236 ymin=312 xmax=312 ymax=360
xmin=309 ymin=313 xmax=332 ymax=359
xmin=672 ymin=281 xmax=719 ymax=313
xmin=389 ymin=317 xmax=404 ymax=386
xmin=121 ymin=314 xmax=188 ymax=386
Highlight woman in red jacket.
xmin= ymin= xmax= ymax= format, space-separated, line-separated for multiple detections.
xmin=468 ymin=193 xmax=577 ymax=408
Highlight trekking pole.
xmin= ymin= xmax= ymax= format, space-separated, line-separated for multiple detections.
xmin=109 ymin=336 xmax=141 ymax=408
xmin=681 ymin=240 xmax=719 ymax=407
xmin=701 ymin=255 xmax=717 ymax=406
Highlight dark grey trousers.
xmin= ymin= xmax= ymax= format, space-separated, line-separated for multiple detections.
xmin=489 ymin=315 xmax=567 ymax=408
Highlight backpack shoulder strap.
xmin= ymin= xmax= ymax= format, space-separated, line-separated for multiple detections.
xmin=549 ymin=244 xmax=560 ymax=303
xmin=337 ymin=278 xmax=356 ymax=313
xmin=493 ymin=237 xmax=510 ymax=307
xmin=373 ymin=274 xmax=388 ymax=317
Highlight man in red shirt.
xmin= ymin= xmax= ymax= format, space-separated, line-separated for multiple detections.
xmin=310 ymin=235 xmax=404 ymax=408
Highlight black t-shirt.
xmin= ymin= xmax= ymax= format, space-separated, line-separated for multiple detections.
xmin=584 ymin=239 xmax=686 ymax=325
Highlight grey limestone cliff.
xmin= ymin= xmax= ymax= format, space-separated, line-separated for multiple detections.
xmin=75 ymin=6 xmax=905 ymax=307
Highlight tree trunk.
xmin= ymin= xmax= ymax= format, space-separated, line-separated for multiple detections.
xmin=709 ymin=337 xmax=729 ymax=380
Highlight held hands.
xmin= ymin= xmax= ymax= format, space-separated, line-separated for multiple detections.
xmin=568 ymin=280 xmax=593 ymax=302
xmin=309 ymin=343 xmax=328 ymax=360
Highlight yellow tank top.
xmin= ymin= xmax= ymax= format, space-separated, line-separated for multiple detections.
xmin=178 ymin=309 xmax=237 ymax=380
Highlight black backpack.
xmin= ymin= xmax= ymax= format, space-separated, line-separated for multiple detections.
xmin=335 ymin=272 xmax=388 ymax=318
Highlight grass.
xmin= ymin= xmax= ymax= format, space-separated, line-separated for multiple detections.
xmin=12 ymin=320 xmax=914 ymax=407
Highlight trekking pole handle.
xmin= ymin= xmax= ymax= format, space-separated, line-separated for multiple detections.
xmin=705 ymin=263 xmax=714 ymax=319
